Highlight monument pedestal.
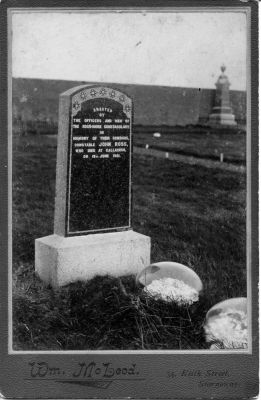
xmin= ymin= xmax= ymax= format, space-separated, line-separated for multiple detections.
xmin=35 ymin=230 xmax=151 ymax=287
xmin=208 ymin=111 xmax=237 ymax=127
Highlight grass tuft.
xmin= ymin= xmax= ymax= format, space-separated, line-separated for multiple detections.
xmin=13 ymin=268 xmax=210 ymax=350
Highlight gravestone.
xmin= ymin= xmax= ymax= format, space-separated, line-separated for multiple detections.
xmin=35 ymin=85 xmax=151 ymax=287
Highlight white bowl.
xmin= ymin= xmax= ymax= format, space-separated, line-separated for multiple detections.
xmin=206 ymin=297 xmax=247 ymax=321
xmin=136 ymin=261 xmax=203 ymax=292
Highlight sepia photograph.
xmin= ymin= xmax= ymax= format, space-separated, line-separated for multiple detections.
xmin=0 ymin=2 xmax=258 ymax=399
xmin=11 ymin=8 xmax=248 ymax=352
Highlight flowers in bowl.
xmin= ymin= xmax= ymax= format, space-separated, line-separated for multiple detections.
xmin=137 ymin=262 xmax=203 ymax=306
xmin=144 ymin=277 xmax=199 ymax=305
xmin=204 ymin=298 xmax=248 ymax=349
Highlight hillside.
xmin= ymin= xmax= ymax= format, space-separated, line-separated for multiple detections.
xmin=12 ymin=78 xmax=246 ymax=128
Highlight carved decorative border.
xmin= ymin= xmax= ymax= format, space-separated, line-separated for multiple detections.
xmin=72 ymin=87 xmax=132 ymax=118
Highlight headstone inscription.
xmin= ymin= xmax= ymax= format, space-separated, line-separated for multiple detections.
xmin=66 ymin=87 xmax=131 ymax=234
xmin=35 ymin=85 xmax=151 ymax=287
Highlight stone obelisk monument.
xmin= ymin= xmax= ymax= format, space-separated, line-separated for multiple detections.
xmin=208 ymin=65 xmax=237 ymax=127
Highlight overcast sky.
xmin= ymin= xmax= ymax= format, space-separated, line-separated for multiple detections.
xmin=12 ymin=11 xmax=247 ymax=90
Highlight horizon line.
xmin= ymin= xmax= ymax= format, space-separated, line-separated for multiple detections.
xmin=12 ymin=76 xmax=246 ymax=92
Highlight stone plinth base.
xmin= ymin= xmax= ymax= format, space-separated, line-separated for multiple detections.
xmin=35 ymin=230 xmax=151 ymax=287
xmin=208 ymin=113 xmax=237 ymax=126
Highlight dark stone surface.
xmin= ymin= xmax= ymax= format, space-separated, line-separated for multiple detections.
xmin=67 ymin=95 xmax=131 ymax=234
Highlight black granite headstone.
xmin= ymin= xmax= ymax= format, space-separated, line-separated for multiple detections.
xmin=66 ymin=86 xmax=132 ymax=235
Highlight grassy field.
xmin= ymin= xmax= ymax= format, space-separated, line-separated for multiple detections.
xmin=12 ymin=134 xmax=246 ymax=350
xmin=133 ymin=131 xmax=246 ymax=164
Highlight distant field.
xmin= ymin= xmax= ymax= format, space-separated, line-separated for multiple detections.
xmin=14 ymin=122 xmax=246 ymax=164
xmin=12 ymin=134 xmax=246 ymax=350
xmin=133 ymin=131 xmax=246 ymax=164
